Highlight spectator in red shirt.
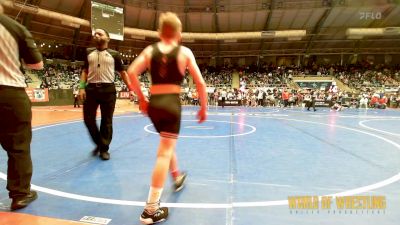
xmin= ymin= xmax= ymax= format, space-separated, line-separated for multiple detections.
xmin=282 ymin=89 xmax=290 ymax=107
xmin=370 ymin=95 xmax=379 ymax=108
xmin=378 ymin=96 xmax=388 ymax=109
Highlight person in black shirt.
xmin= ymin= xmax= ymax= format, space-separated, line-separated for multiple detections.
xmin=79 ymin=28 xmax=131 ymax=160
xmin=73 ymin=85 xmax=80 ymax=108
xmin=0 ymin=2 xmax=43 ymax=210
xmin=307 ymin=89 xmax=317 ymax=111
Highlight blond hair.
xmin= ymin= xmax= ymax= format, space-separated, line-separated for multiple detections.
xmin=158 ymin=12 xmax=182 ymax=35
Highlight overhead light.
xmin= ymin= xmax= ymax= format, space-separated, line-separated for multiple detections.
xmin=346 ymin=27 xmax=400 ymax=38
xmin=346 ymin=28 xmax=383 ymax=36
xmin=275 ymin=30 xmax=306 ymax=38
xmin=261 ymin=31 xmax=276 ymax=37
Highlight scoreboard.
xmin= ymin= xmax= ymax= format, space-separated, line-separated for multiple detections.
xmin=91 ymin=1 xmax=124 ymax=40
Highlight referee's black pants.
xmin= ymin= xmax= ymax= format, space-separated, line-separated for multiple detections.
xmin=0 ymin=86 xmax=33 ymax=199
xmin=307 ymin=99 xmax=316 ymax=111
xmin=83 ymin=84 xmax=116 ymax=153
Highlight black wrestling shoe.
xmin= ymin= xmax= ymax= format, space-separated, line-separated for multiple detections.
xmin=174 ymin=172 xmax=187 ymax=192
xmin=140 ymin=202 xmax=168 ymax=224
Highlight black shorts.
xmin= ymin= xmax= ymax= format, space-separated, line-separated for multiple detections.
xmin=148 ymin=94 xmax=181 ymax=139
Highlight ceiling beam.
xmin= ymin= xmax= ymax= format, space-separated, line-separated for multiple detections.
xmin=21 ymin=0 xmax=42 ymax=29
xmin=304 ymin=3 xmax=333 ymax=55
xmin=120 ymin=0 xmax=127 ymax=52
xmin=72 ymin=0 xmax=89 ymax=60
xmin=213 ymin=0 xmax=220 ymax=33
xmin=41 ymin=0 xmax=63 ymax=36
xmin=152 ymin=0 xmax=158 ymax=31
xmin=180 ymin=38 xmax=400 ymax=47
xmin=353 ymin=40 xmax=360 ymax=55
xmin=368 ymin=3 xmax=397 ymax=28
xmin=259 ymin=0 xmax=274 ymax=64
xmin=30 ymin=29 xmax=400 ymax=56
xmin=30 ymin=20 xmax=75 ymax=32
xmin=184 ymin=0 xmax=189 ymax=32
xmin=214 ymin=0 xmax=221 ymax=64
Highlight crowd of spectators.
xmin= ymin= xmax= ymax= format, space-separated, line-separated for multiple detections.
xmin=201 ymin=86 xmax=400 ymax=109
xmin=26 ymin=60 xmax=400 ymax=109
xmin=202 ymin=70 xmax=232 ymax=87
xmin=34 ymin=64 xmax=81 ymax=90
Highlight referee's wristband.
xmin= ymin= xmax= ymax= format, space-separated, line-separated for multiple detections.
xmin=79 ymin=81 xmax=87 ymax=89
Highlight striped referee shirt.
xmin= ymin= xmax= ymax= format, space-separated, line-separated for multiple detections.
xmin=0 ymin=14 xmax=42 ymax=87
xmin=83 ymin=47 xmax=124 ymax=83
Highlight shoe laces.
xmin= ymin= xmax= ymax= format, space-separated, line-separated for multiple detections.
xmin=145 ymin=201 xmax=162 ymax=215
xmin=175 ymin=174 xmax=186 ymax=184
xmin=175 ymin=175 xmax=183 ymax=184
xmin=153 ymin=208 xmax=165 ymax=217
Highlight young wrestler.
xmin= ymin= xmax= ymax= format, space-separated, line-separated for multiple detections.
xmin=127 ymin=12 xmax=207 ymax=224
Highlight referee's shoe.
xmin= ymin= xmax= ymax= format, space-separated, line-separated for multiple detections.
xmin=92 ymin=147 xmax=110 ymax=160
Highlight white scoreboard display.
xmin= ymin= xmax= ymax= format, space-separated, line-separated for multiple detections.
xmin=91 ymin=1 xmax=124 ymax=41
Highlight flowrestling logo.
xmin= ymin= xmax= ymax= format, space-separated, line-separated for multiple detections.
xmin=359 ymin=12 xmax=382 ymax=20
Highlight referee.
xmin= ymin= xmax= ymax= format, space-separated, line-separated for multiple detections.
xmin=79 ymin=28 xmax=131 ymax=160
xmin=0 ymin=1 xmax=43 ymax=210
